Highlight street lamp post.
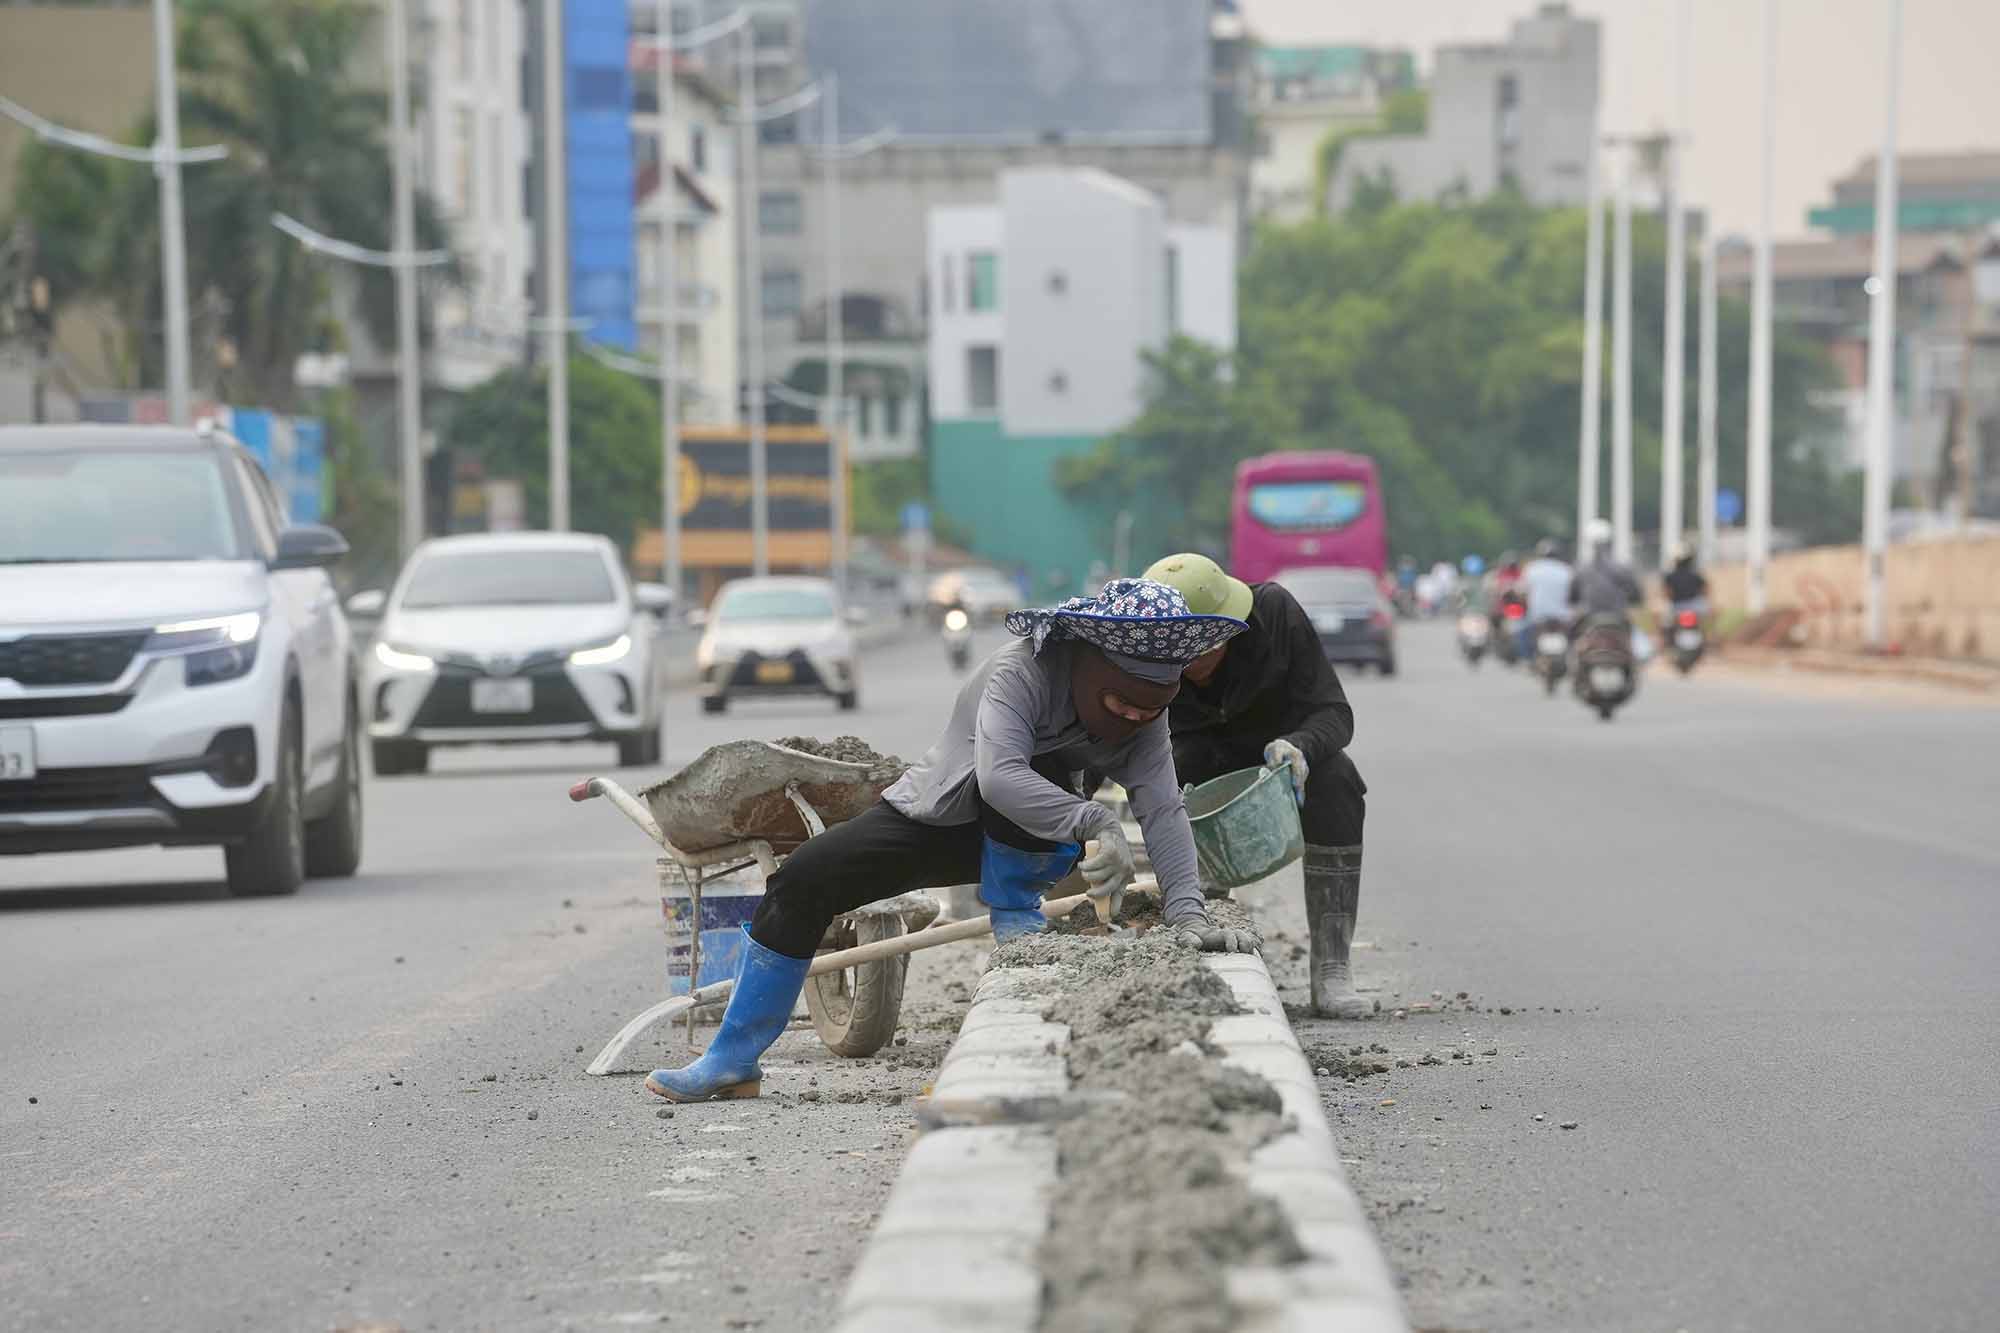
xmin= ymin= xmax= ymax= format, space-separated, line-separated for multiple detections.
xmin=541 ymin=0 xmax=571 ymax=532
xmin=150 ymin=0 xmax=193 ymax=425
xmin=1612 ymin=149 xmax=1634 ymax=564
xmin=1577 ymin=129 xmax=1605 ymax=551
xmin=1698 ymin=227 xmax=1720 ymax=568
xmin=1861 ymin=0 xmax=1904 ymax=647
xmin=823 ymin=71 xmax=846 ymax=596
xmin=387 ymin=0 xmax=423 ymax=558
xmin=1746 ymin=0 xmax=1778 ymax=614
xmin=1659 ymin=0 xmax=1691 ymax=569
xmin=737 ymin=23 xmax=769 ymax=575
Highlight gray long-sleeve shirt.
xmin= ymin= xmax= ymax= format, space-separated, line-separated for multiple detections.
xmin=881 ymin=637 xmax=1203 ymax=924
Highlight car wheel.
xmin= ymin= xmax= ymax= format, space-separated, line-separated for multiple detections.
xmin=305 ymin=706 xmax=364 ymax=878
xmin=371 ymin=739 xmax=428 ymax=776
xmin=836 ymin=690 xmax=859 ymax=712
xmin=226 ymin=703 xmax=306 ymax=897
xmin=701 ymin=695 xmax=727 ymax=715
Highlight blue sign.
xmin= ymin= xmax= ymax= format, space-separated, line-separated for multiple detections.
xmin=1716 ymin=487 xmax=1744 ymax=525
xmin=901 ymin=502 xmax=931 ymax=533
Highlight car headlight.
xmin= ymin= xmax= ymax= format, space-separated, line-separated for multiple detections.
xmin=568 ymin=634 xmax=632 ymax=667
xmin=147 ymin=611 xmax=262 ymax=687
xmin=374 ymin=641 xmax=436 ymax=672
xmin=943 ymin=609 xmax=969 ymax=632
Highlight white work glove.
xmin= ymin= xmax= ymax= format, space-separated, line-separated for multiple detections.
xmin=1169 ymin=909 xmax=1259 ymax=954
xmin=1263 ymin=738 xmax=1309 ymax=808
xmin=1076 ymin=821 xmax=1136 ymax=919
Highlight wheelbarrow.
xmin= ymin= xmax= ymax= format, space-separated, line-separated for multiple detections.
xmin=569 ymin=740 xmax=943 ymax=1075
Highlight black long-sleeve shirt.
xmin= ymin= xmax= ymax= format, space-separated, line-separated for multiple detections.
xmin=1165 ymin=581 xmax=1354 ymax=777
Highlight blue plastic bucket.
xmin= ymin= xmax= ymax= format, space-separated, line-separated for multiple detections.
xmin=1185 ymin=765 xmax=1305 ymax=890
xmin=661 ymin=862 xmax=763 ymax=994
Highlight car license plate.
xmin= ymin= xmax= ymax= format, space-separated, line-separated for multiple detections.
xmin=1675 ymin=629 xmax=1702 ymax=650
xmin=1590 ymin=666 xmax=1626 ymax=694
xmin=1312 ymin=614 xmax=1344 ymax=633
xmin=470 ymin=677 xmax=533 ymax=713
xmin=1538 ymin=633 xmax=1569 ymax=656
xmin=0 ymin=725 xmax=35 ymax=780
xmin=755 ymin=661 xmax=795 ymax=684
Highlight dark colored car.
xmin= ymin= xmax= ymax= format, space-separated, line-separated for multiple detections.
xmin=1272 ymin=565 xmax=1397 ymax=676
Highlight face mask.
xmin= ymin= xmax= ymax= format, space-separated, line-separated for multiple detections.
xmin=1069 ymin=645 xmax=1178 ymax=744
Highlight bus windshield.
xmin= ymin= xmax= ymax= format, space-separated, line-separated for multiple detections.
xmin=1246 ymin=480 xmax=1369 ymax=532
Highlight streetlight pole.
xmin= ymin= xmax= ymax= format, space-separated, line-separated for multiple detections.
xmin=541 ymin=0 xmax=571 ymax=532
xmin=737 ymin=22 xmax=770 ymax=576
xmin=1659 ymin=0 xmax=1691 ymax=569
xmin=1612 ymin=148 xmax=1634 ymax=565
xmin=149 ymin=0 xmax=192 ymax=425
xmin=1698 ymin=227 xmax=1720 ymax=568
xmin=1746 ymin=0 xmax=1777 ymax=613
xmin=655 ymin=0 xmax=682 ymax=601
xmin=387 ymin=0 xmax=423 ymax=558
xmin=1862 ymin=0 xmax=1903 ymax=647
xmin=1577 ymin=130 xmax=1605 ymax=552
xmin=822 ymin=71 xmax=847 ymax=595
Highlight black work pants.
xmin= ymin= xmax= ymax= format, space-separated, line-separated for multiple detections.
xmin=748 ymin=755 xmax=1077 ymax=959
xmin=1174 ymin=738 xmax=1366 ymax=848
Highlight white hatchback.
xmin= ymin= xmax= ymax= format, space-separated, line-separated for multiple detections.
xmin=0 ymin=425 xmax=362 ymax=897
xmin=695 ymin=575 xmax=861 ymax=714
xmin=356 ymin=532 xmax=668 ymax=773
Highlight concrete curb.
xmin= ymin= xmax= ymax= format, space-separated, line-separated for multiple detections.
xmin=835 ymin=952 xmax=1409 ymax=1332
xmin=1713 ymin=644 xmax=2000 ymax=694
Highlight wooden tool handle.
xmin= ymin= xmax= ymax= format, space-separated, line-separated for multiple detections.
xmin=803 ymin=890 xmax=1094 ymax=977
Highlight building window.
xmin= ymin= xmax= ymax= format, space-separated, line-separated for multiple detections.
xmin=1048 ymin=370 xmax=1068 ymax=395
xmin=1047 ymin=270 xmax=1068 ymax=295
xmin=940 ymin=256 xmax=955 ymax=313
xmin=1497 ymin=73 xmax=1521 ymax=150
xmin=762 ymin=268 xmax=802 ymax=317
xmin=967 ymin=345 xmax=999 ymax=412
xmin=760 ymin=190 xmax=803 ymax=235
xmin=752 ymin=13 xmax=791 ymax=50
xmin=885 ymin=392 xmax=903 ymax=437
xmin=857 ymin=394 xmax=874 ymax=436
xmin=968 ymin=252 xmax=999 ymax=312
xmin=1165 ymin=244 xmax=1180 ymax=333
xmin=690 ymin=124 xmax=707 ymax=174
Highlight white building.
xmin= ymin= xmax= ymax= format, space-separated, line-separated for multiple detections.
xmin=1328 ymin=3 xmax=1598 ymax=213
xmin=928 ymin=167 xmax=1234 ymax=435
xmin=1249 ymin=46 xmax=1415 ymax=222
xmin=416 ymin=0 xmax=536 ymax=388
xmin=630 ymin=53 xmax=740 ymax=424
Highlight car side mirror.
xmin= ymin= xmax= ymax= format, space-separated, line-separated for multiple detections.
xmin=345 ymin=588 xmax=387 ymax=618
xmin=273 ymin=524 xmax=349 ymax=571
xmin=634 ymin=581 xmax=675 ymax=617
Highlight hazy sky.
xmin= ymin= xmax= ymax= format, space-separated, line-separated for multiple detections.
xmin=1239 ymin=0 xmax=2000 ymax=239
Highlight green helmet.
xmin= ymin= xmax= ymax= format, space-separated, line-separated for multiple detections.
xmin=1142 ymin=552 xmax=1254 ymax=623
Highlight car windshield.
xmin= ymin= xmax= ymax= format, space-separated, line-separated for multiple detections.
xmin=399 ymin=549 xmax=617 ymax=608
xmin=0 ymin=447 xmax=245 ymax=563
xmin=1280 ymin=568 xmax=1378 ymax=604
xmin=715 ymin=584 xmax=835 ymax=621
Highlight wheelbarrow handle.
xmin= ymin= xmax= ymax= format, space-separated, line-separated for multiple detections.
xmin=567 ymin=775 xmax=668 ymax=847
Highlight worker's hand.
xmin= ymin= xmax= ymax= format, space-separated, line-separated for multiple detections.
xmin=1169 ymin=910 xmax=1259 ymax=954
xmin=1263 ymin=738 xmax=1309 ymax=808
xmin=1077 ymin=822 xmax=1136 ymax=918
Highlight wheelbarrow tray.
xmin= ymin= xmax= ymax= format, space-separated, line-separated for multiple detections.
xmin=638 ymin=739 xmax=906 ymax=853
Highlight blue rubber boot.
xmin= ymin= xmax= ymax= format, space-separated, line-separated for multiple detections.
xmin=979 ymin=837 xmax=1081 ymax=943
xmin=645 ymin=931 xmax=810 ymax=1102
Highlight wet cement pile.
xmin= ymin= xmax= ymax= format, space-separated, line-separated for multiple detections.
xmin=991 ymin=903 xmax=1304 ymax=1333
xmin=774 ymin=734 xmax=902 ymax=767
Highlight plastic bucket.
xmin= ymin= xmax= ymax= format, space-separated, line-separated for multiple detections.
xmin=1185 ymin=765 xmax=1305 ymax=890
xmin=661 ymin=861 xmax=763 ymax=995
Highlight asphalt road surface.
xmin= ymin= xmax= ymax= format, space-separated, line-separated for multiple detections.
xmin=6 ymin=618 xmax=1997 ymax=1332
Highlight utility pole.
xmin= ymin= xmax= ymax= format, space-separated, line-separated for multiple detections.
xmin=823 ymin=71 xmax=847 ymax=595
xmin=1659 ymin=0 xmax=1691 ymax=569
xmin=738 ymin=22 xmax=769 ymax=576
xmin=149 ymin=0 xmax=192 ymax=425
xmin=1862 ymin=0 xmax=1903 ymax=646
xmin=1577 ymin=130 xmax=1605 ymax=552
xmin=1746 ymin=0 xmax=1778 ymax=614
xmin=655 ymin=0 xmax=682 ymax=599
xmin=1612 ymin=149 xmax=1634 ymax=564
xmin=1698 ymin=227 xmax=1720 ymax=568
xmin=387 ymin=0 xmax=423 ymax=558
xmin=541 ymin=0 xmax=571 ymax=531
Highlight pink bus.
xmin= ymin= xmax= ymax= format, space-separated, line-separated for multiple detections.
xmin=1229 ymin=451 xmax=1388 ymax=583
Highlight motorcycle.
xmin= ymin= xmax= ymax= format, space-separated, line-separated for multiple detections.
xmin=942 ymin=606 xmax=973 ymax=673
xmin=1573 ymin=614 xmax=1637 ymax=721
xmin=1669 ymin=606 xmax=1705 ymax=674
xmin=1493 ymin=593 xmax=1527 ymax=666
xmin=1456 ymin=611 xmax=1491 ymax=667
xmin=1531 ymin=617 xmax=1570 ymax=696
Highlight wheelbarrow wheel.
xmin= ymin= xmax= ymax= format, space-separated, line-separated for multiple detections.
xmin=805 ymin=913 xmax=907 ymax=1057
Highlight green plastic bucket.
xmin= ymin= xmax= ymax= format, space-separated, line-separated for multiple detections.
xmin=1185 ymin=764 xmax=1305 ymax=890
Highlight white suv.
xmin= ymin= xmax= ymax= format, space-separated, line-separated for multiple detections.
xmin=0 ymin=425 xmax=363 ymax=896
xmin=356 ymin=532 xmax=667 ymax=773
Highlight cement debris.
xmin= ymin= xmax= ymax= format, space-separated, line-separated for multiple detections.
xmin=990 ymin=902 xmax=1301 ymax=1333
xmin=773 ymin=735 xmax=901 ymax=767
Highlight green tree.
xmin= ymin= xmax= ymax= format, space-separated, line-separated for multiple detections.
xmin=439 ymin=349 xmax=662 ymax=553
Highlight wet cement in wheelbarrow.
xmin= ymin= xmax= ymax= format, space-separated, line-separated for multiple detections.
xmin=774 ymin=735 xmax=904 ymax=767
xmin=990 ymin=902 xmax=1305 ymax=1333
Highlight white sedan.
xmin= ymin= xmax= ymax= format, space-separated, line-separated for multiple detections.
xmin=695 ymin=576 xmax=861 ymax=714
xmin=356 ymin=532 xmax=669 ymax=773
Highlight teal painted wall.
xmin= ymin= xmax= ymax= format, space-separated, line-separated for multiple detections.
xmin=931 ymin=419 xmax=1122 ymax=601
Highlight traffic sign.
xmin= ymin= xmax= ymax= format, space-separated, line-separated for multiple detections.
xmin=1716 ymin=487 xmax=1743 ymax=525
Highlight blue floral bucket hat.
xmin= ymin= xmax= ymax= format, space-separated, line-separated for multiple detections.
xmin=1005 ymin=577 xmax=1248 ymax=677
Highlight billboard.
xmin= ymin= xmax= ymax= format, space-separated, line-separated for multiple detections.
xmin=634 ymin=425 xmax=839 ymax=576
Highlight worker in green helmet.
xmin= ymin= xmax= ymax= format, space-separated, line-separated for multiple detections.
xmin=1142 ymin=553 xmax=1373 ymax=1019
